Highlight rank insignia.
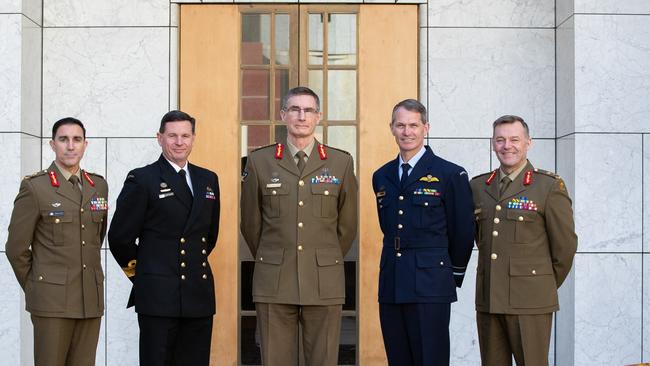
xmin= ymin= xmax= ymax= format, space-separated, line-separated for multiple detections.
xmin=413 ymin=188 xmax=440 ymax=196
xmin=90 ymin=196 xmax=108 ymax=211
xmin=83 ymin=171 xmax=95 ymax=187
xmin=49 ymin=171 xmax=60 ymax=187
xmin=558 ymin=179 xmax=566 ymax=191
xmin=318 ymin=144 xmax=327 ymax=160
xmin=311 ymin=173 xmax=340 ymax=184
xmin=160 ymin=182 xmax=168 ymax=188
xmin=507 ymin=196 xmax=537 ymax=211
xmin=485 ymin=170 xmax=497 ymax=185
xmin=419 ymin=175 xmax=439 ymax=183
xmin=275 ymin=144 xmax=284 ymax=159
xmin=159 ymin=192 xmax=174 ymax=199
xmin=376 ymin=191 xmax=386 ymax=198
xmin=523 ymin=171 xmax=533 ymax=186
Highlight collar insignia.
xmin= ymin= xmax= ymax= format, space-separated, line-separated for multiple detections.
xmin=275 ymin=144 xmax=284 ymax=159
xmin=83 ymin=171 xmax=95 ymax=187
xmin=485 ymin=170 xmax=497 ymax=185
xmin=49 ymin=171 xmax=60 ymax=187
xmin=318 ymin=144 xmax=327 ymax=160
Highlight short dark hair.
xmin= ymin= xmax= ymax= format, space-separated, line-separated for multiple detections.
xmin=159 ymin=110 xmax=196 ymax=134
xmin=391 ymin=99 xmax=427 ymax=125
xmin=492 ymin=115 xmax=530 ymax=138
xmin=52 ymin=117 xmax=86 ymax=139
xmin=281 ymin=86 xmax=320 ymax=112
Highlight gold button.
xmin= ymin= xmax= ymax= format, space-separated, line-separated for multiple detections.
xmin=202 ymin=262 xmax=207 ymax=267
xmin=54 ymin=218 xmax=60 ymax=224
xmin=202 ymin=249 xmax=207 ymax=255
xmin=202 ymin=274 xmax=208 ymax=279
xmin=532 ymin=269 xmax=537 ymax=275
xmin=181 ymin=250 xmax=186 ymax=255
xmin=424 ymin=202 xmax=429 ymax=206
xmin=298 ymin=245 xmax=303 ymax=251
xmin=180 ymin=238 xmax=186 ymax=244
xmin=396 ymin=252 xmax=402 ymax=257
xmin=80 ymin=208 xmax=84 ymax=213
xmin=82 ymin=240 xmax=86 ymax=245
xmin=518 ymin=216 xmax=524 ymax=222
xmin=181 ymin=275 xmax=186 ymax=280
xmin=324 ymin=190 xmax=329 ymax=196
xmin=398 ymin=195 xmax=404 ymax=201
xmin=495 ymin=205 xmax=501 ymax=211
xmin=298 ymin=201 xmax=304 ymax=207
xmin=272 ymin=190 xmax=277 ymax=195
xmin=38 ymin=275 xmax=43 ymax=281
xmin=494 ymin=218 xmax=500 ymax=224
xmin=335 ymin=260 xmax=339 ymax=264
xmin=397 ymin=224 xmax=403 ymax=229
xmin=298 ymin=222 xmax=303 ymax=228
xmin=83 ymin=264 xmax=86 ymax=269
xmin=81 ymin=224 xmax=85 ymax=229
xmin=202 ymin=237 xmax=206 ymax=243
xmin=101 ymin=218 xmax=103 ymax=222
xmin=181 ymin=262 xmax=186 ymax=268
xmin=299 ymin=180 xmax=305 ymax=186
xmin=492 ymin=230 xmax=498 ymax=237
xmin=398 ymin=210 xmax=403 ymax=215
xmin=491 ymin=253 xmax=498 ymax=260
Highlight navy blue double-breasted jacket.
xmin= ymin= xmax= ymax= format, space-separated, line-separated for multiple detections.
xmin=372 ymin=146 xmax=474 ymax=304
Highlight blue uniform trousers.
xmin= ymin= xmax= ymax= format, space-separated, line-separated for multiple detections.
xmin=379 ymin=303 xmax=451 ymax=366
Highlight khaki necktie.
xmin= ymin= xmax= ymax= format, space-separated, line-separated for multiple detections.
xmin=69 ymin=175 xmax=82 ymax=202
xmin=296 ymin=151 xmax=307 ymax=173
xmin=499 ymin=176 xmax=511 ymax=196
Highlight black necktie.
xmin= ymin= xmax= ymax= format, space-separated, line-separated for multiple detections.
xmin=296 ymin=151 xmax=307 ymax=174
xmin=178 ymin=169 xmax=193 ymax=197
xmin=69 ymin=175 xmax=82 ymax=202
xmin=400 ymin=163 xmax=410 ymax=188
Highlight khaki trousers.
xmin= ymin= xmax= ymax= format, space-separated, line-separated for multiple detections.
xmin=31 ymin=315 xmax=101 ymax=366
xmin=256 ymin=303 xmax=342 ymax=366
xmin=477 ymin=311 xmax=552 ymax=366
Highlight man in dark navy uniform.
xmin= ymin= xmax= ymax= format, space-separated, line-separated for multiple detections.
xmin=108 ymin=110 xmax=220 ymax=365
xmin=372 ymin=99 xmax=474 ymax=365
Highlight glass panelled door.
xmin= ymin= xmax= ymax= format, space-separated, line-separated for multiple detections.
xmin=238 ymin=5 xmax=359 ymax=365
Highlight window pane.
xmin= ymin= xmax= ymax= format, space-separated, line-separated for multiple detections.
xmin=308 ymin=70 xmax=323 ymax=108
xmin=327 ymin=70 xmax=356 ymax=121
xmin=241 ymin=125 xmax=271 ymax=155
xmin=274 ymin=69 xmax=290 ymax=121
xmin=327 ymin=125 xmax=356 ymax=169
xmin=308 ymin=13 xmax=323 ymax=65
xmin=242 ymin=14 xmax=271 ymax=65
xmin=275 ymin=14 xmax=290 ymax=65
xmin=242 ymin=69 xmax=270 ymax=120
xmin=339 ymin=316 xmax=357 ymax=365
xmin=328 ymin=14 xmax=356 ymax=65
xmin=240 ymin=315 xmax=261 ymax=365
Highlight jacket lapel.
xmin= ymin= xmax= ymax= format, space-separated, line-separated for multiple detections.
xmin=385 ymin=158 xmax=400 ymax=189
xmin=301 ymin=141 xmax=327 ymax=178
xmin=277 ymin=147 xmax=300 ymax=177
xmin=402 ymin=146 xmax=435 ymax=191
xmin=184 ymin=164 xmax=206 ymax=232
xmin=49 ymin=163 xmax=82 ymax=204
xmin=499 ymin=161 xmax=534 ymax=203
xmin=157 ymin=155 xmax=192 ymax=210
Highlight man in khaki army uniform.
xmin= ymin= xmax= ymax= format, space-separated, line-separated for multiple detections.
xmin=470 ymin=115 xmax=578 ymax=366
xmin=6 ymin=117 xmax=108 ymax=366
xmin=241 ymin=86 xmax=358 ymax=366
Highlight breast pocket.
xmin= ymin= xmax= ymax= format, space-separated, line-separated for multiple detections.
xmin=311 ymin=184 xmax=340 ymax=218
xmin=262 ymin=186 xmax=290 ymax=218
xmin=507 ymin=210 xmax=545 ymax=243
xmin=41 ymin=212 xmax=73 ymax=246
xmin=411 ymin=195 xmax=442 ymax=229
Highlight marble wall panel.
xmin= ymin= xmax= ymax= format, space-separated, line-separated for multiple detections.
xmin=556 ymin=17 xmax=575 ymax=137
xmin=169 ymin=26 xmax=178 ymax=110
xmin=0 ymin=133 xmax=24 ymax=246
xmin=21 ymin=15 xmax=41 ymax=136
xmin=574 ymin=254 xmax=642 ymax=365
xmin=427 ymin=0 xmax=553 ymax=28
xmin=574 ymin=134 xmax=642 ymax=252
xmin=20 ymin=133 xmax=40 ymax=175
xmin=556 ymin=0 xmax=574 ymax=27
xmin=644 ymin=254 xmax=650 ymax=362
xmin=428 ymin=138 xmax=491 ymax=178
xmin=0 ymin=14 xmax=21 ymax=131
xmin=41 ymin=137 xmax=107 ymax=178
xmin=21 ymin=0 xmax=41 ymax=25
xmin=95 ymin=249 xmax=107 ymax=365
xmin=449 ymin=252 xmax=480 ymax=365
xmin=575 ymin=15 xmax=650 ymax=133
xmin=645 ymin=135 xmax=649 ymax=253
xmin=44 ymin=0 xmax=169 ymax=27
xmin=575 ymin=0 xmax=650 ymax=14
xmin=556 ymin=135 xmax=575 ymax=209
xmin=427 ymin=28 xmax=554 ymax=139
xmin=0 ymin=255 xmax=22 ymax=365
xmin=43 ymin=27 xmax=169 ymax=138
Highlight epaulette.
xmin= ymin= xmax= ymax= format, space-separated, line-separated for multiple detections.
xmin=84 ymin=170 xmax=104 ymax=179
xmin=471 ymin=171 xmax=493 ymax=181
xmin=322 ymin=144 xmax=351 ymax=155
xmin=251 ymin=143 xmax=278 ymax=153
xmin=23 ymin=170 xmax=48 ymax=180
xmin=533 ymin=168 xmax=561 ymax=179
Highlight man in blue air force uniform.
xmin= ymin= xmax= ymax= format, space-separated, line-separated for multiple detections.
xmin=372 ymin=99 xmax=474 ymax=365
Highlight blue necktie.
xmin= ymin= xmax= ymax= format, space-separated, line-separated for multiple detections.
xmin=400 ymin=163 xmax=410 ymax=188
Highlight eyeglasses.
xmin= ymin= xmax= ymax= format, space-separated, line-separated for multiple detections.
xmin=284 ymin=106 xmax=319 ymax=116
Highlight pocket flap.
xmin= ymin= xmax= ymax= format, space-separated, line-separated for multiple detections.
xmin=31 ymin=267 xmax=68 ymax=285
xmin=411 ymin=195 xmax=441 ymax=207
xmin=416 ymin=252 xmax=451 ymax=268
xmin=506 ymin=210 xmax=538 ymax=222
xmin=316 ymin=248 xmax=343 ymax=267
xmin=510 ymin=258 xmax=553 ymax=276
xmin=311 ymin=184 xmax=340 ymax=197
xmin=256 ymin=247 xmax=285 ymax=265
